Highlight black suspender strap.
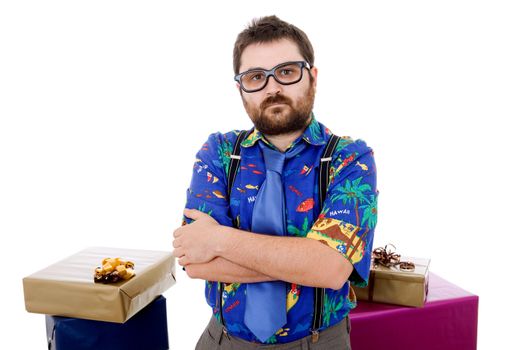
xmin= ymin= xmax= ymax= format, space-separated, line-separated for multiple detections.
xmin=311 ymin=133 xmax=341 ymax=342
xmin=319 ymin=134 xmax=340 ymax=205
xmin=217 ymin=129 xmax=250 ymax=330
xmin=227 ymin=130 xmax=249 ymax=199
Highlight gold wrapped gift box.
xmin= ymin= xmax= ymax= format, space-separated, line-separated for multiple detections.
xmin=23 ymin=247 xmax=176 ymax=323
xmin=353 ymin=256 xmax=430 ymax=307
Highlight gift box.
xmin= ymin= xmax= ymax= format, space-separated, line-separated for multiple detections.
xmin=349 ymin=272 xmax=478 ymax=350
xmin=23 ymin=247 xmax=176 ymax=323
xmin=353 ymin=245 xmax=430 ymax=307
xmin=46 ymin=295 xmax=169 ymax=350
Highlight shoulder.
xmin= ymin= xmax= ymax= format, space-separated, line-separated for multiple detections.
xmin=201 ymin=129 xmax=243 ymax=149
xmin=196 ymin=129 xmax=247 ymax=175
xmin=332 ymin=135 xmax=374 ymax=162
xmin=327 ymin=134 xmax=377 ymax=185
xmin=314 ymin=119 xmax=373 ymax=159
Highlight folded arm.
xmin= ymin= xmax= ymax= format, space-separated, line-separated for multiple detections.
xmin=184 ymin=256 xmax=274 ymax=283
xmin=213 ymin=225 xmax=353 ymax=290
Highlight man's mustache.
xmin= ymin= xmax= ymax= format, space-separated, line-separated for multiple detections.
xmin=260 ymin=94 xmax=292 ymax=109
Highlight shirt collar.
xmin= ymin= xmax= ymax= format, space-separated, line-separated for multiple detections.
xmin=241 ymin=113 xmax=329 ymax=149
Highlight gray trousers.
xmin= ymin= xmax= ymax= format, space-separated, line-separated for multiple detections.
xmin=195 ymin=316 xmax=352 ymax=350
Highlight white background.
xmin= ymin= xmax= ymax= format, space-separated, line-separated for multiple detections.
xmin=1 ymin=1 xmax=524 ymax=348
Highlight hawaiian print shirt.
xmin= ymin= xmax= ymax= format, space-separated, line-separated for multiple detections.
xmin=182 ymin=114 xmax=378 ymax=344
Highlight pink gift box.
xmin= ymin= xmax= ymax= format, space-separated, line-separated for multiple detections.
xmin=349 ymin=272 xmax=478 ymax=350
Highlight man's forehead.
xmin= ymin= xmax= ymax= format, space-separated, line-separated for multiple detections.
xmin=239 ymin=38 xmax=304 ymax=72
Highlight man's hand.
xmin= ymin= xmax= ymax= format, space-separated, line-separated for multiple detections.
xmin=172 ymin=208 xmax=222 ymax=266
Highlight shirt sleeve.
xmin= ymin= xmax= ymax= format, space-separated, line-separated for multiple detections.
xmin=182 ymin=132 xmax=235 ymax=228
xmin=306 ymin=138 xmax=378 ymax=287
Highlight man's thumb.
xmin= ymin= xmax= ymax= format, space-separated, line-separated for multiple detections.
xmin=184 ymin=208 xmax=203 ymax=219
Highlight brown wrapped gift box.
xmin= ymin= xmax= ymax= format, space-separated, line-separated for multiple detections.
xmin=23 ymin=247 xmax=176 ymax=323
xmin=353 ymin=257 xmax=430 ymax=307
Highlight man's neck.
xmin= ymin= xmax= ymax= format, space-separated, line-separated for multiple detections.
xmin=262 ymin=116 xmax=312 ymax=153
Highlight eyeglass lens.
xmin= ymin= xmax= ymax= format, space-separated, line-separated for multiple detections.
xmin=240 ymin=62 xmax=303 ymax=92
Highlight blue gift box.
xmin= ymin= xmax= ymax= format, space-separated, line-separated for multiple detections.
xmin=46 ymin=295 xmax=169 ymax=350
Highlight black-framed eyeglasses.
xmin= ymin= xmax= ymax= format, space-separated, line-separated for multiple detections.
xmin=234 ymin=61 xmax=311 ymax=93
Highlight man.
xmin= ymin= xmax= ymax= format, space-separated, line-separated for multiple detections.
xmin=173 ymin=15 xmax=378 ymax=349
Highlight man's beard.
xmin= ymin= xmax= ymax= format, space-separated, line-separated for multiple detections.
xmin=242 ymin=81 xmax=315 ymax=136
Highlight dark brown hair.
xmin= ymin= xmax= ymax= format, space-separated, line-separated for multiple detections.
xmin=233 ymin=15 xmax=315 ymax=74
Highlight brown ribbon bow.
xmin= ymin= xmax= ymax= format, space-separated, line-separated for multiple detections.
xmin=372 ymin=244 xmax=401 ymax=268
xmin=372 ymin=244 xmax=415 ymax=271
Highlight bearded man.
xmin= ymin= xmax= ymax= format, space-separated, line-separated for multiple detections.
xmin=173 ymin=15 xmax=378 ymax=350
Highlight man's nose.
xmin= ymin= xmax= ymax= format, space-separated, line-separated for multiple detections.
xmin=264 ymin=75 xmax=282 ymax=95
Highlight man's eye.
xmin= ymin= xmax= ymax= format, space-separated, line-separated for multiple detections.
xmin=251 ymin=74 xmax=262 ymax=81
xmin=280 ymin=69 xmax=292 ymax=75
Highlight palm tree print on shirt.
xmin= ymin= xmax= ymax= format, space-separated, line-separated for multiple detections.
xmin=331 ymin=177 xmax=371 ymax=226
xmin=323 ymin=294 xmax=345 ymax=327
xmin=287 ymin=216 xmax=310 ymax=237
xmin=217 ymin=138 xmax=233 ymax=177
xmin=360 ymin=194 xmax=378 ymax=229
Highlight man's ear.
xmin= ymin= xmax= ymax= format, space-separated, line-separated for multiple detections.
xmin=310 ymin=66 xmax=319 ymax=89
xmin=235 ymin=82 xmax=243 ymax=96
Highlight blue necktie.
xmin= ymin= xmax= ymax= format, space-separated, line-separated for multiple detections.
xmin=244 ymin=140 xmax=306 ymax=342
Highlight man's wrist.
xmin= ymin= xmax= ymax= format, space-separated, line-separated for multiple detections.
xmin=214 ymin=224 xmax=232 ymax=257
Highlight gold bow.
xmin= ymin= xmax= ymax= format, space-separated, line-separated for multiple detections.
xmin=94 ymin=257 xmax=135 ymax=283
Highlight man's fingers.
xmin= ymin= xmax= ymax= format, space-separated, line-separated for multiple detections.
xmin=173 ymin=246 xmax=184 ymax=258
xmin=173 ymin=227 xmax=184 ymax=238
xmin=178 ymin=256 xmax=188 ymax=266
xmin=172 ymin=237 xmax=182 ymax=249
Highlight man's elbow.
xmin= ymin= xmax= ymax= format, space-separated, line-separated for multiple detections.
xmin=311 ymin=241 xmax=355 ymax=289
xmin=329 ymin=275 xmax=348 ymax=290
xmin=327 ymin=258 xmax=354 ymax=290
